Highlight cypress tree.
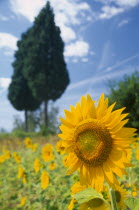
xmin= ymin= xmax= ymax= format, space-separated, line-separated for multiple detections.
xmin=8 ymin=30 xmax=41 ymax=131
xmin=23 ymin=1 xmax=70 ymax=126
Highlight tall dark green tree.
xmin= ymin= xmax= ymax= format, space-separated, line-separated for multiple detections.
xmin=23 ymin=1 xmax=70 ymax=126
xmin=107 ymin=71 xmax=139 ymax=131
xmin=8 ymin=31 xmax=41 ymax=131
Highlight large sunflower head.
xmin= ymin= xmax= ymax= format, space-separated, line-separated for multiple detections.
xmin=59 ymin=94 xmax=136 ymax=191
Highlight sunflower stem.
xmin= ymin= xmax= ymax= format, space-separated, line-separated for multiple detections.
xmin=109 ymin=187 xmax=118 ymax=210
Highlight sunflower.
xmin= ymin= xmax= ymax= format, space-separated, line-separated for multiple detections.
xmin=18 ymin=166 xmax=27 ymax=183
xmin=20 ymin=197 xmax=26 ymax=207
xmin=42 ymin=144 xmax=54 ymax=162
xmin=80 ymin=198 xmax=108 ymax=210
xmin=24 ymin=137 xmax=32 ymax=148
xmin=68 ymin=198 xmax=76 ymax=210
xmin=114 ymin=185 xmax=127 ymax=209
xmin=31 ymin=143 xmax=38 ymax=152
xmin=59 ymin=94 xmax=136 ymax=191
xmin=136 ymin=149 xmax=139 ymax=160
xmin=132 ymin=141 xmax=138 ymax=149
xmin=0 ymin=155 xmax=6 ymax=164
xmin=34 ymin=158 xmax=41 ymax=173
xmin=4 ymin=150 xmax=10 ymax=159
xmin=56 ymin=140 xmax=66 ymax=155
xmin=18 ymin=166 xmax=25 ymax=179
xmin=41 ymin=171 xmax=49 ymax=189
xmin=49 ymin=162 xmax=57 ymax=170
xmin=13 ymin=152 xmax=21 ymax=163
xmin=131 ymin=185 xmax=137 ymax=197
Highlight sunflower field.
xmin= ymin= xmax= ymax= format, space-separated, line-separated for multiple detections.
xmin=1 ymin=94 xmax=139 ymax=210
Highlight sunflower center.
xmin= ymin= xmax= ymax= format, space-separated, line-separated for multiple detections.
xmin=115 ymin=191 xmax=121 ymax=203
xmin=73 ymin=119 xmax=112 ymax=167
xmin=87 ymin=198 xmax=103 ymax=208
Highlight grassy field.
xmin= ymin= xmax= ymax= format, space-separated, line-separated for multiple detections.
xmin=0 ymin=133 xmax=139 ymax=210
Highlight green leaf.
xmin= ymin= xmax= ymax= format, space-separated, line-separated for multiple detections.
xmin=125 ymin=197 xmax=139 ymax=210
xmin=73 ymin=188 xmax=103 ymax=204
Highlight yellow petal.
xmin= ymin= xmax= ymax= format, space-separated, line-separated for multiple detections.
xmin=108 ymin=159 xmax=127 ymax=177
xmin=103 ymin=161 xmax=119 ymax=186
xmin=109 ymin=149 xmax=125 ymax=169
xmin=110 ymin=119 xmax=129 ymax=133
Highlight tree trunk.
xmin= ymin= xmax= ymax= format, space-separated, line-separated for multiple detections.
xmin=43 ymin=101 xmax=48 ymax=127
xmin=25 ymin=110 xmax=28 ymax=132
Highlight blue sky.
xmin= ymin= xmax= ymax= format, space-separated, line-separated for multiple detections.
xmin=0 ymin=0 xmax=139 ymax=131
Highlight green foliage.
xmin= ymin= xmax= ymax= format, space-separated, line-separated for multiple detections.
xmin=8 ymin=1 xmax=69 ymax=128
xmin=8 ymin=74 xmax=41 ymax=112
xmin=73 ymin=188 xmax=110 ymax=209
xmin=125 ymin=197 xmax=139 ymax=210
xmin=107 ymin=71 xmax=139 ymax=131
xmin=74 ymin=188 xmax=103 ymax=204
xmin=0 ymin=138 xmax=73 ymax=209
xmin=8 ymin=28 xmax=41 ymax=112
xmin=11 ymin=130 xmax=39 ymax=139
xmin=23 ymin=2 xmax=69 ymax=102
xmin=8 ymin=29 xmax=41 ymax=131
xmin=22 ymin=2 xmax=69 ymax=126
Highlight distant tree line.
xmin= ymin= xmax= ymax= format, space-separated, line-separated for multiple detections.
xmin=8 ymin=1 xmax=69 ymax=132
xmin=13 ymin=102 xmax=59 ymax=134
xmin=107 ymin=71 xmax=139 ymax=132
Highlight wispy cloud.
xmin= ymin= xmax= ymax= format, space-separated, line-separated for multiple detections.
xmin=118 ymin=19 xmax=129 ymax=27
xmin=98 ymin=41 xmax=113 ymax=70
xmin=105 ymin=53 xmax=139 ymax=72
xmin=67 ymin=64 xmax=139 ymax=91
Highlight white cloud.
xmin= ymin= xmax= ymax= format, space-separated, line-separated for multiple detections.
xmin=0 ymin=15 xmax=9 ymax=21
xmin=10 ymin=0 xmax=92 ymax=44
xmin=97 ymin=0 xmax=139 ymax=7
xmin=10 ymin=0 xmax=46 ymax=22
xmin=114 ymin=0 xmax=139 ymax=7
xmin=118 ymin=19 xmax=129 ymax=27
xmin=97 ymin=0 xmax=139 ymax=20
xmin=64 ymin=41 xmax=89 ymax=57
xmin=0 ymin=33 xmax=18 ymax=56
xmin=60 ymin=25 xmax=76 ymax=43
xmin=99 ymin=5 xmax=124 ymax=19
xmin=0 ymin=78 xmax=11 ymax=89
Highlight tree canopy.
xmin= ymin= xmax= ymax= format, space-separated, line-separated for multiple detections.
xmin=23 ymin=1 xmax=70 ymax=126
xmin=107 ymin=71 xmax=139 ymax=131
xmin=8 ymin=1 xmax=69 ymax=129
xmin=8 ymin=30 xmax=41 ymax=131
